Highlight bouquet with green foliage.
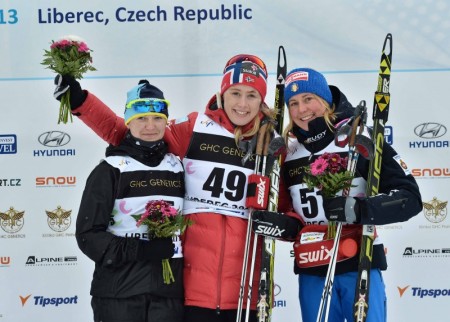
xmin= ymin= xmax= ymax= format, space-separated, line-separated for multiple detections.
xmin=133 ymin=200 xmax=192 ymax=284
xmin=302 ymin=152 xmax=354 ymax=198
xmin=41 ymin=35 xmax=96 ymax=124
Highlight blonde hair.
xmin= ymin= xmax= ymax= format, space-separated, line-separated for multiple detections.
xmin=282 ymin=94 xmax=336 ymax=145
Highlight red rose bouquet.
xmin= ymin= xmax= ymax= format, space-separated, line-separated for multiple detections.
xmin=133 ymin=200 xmax=192 ymax=284
xmin=41 ymin=35 xmax=96 ymax=124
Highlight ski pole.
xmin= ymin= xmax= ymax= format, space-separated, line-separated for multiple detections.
xmin=244 ymin=123 xmax=273 ymax=322
xmin=236 ymin=121 xmax=270 ymax=322
xmin=316 ymin=102 xmax=368 ymax=322
xmin=255 ymin=45 xmax=287 ymax=322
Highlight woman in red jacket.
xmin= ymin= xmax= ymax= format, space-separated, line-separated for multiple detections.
xmin=53 ymin=54 xmax=298 ymax=322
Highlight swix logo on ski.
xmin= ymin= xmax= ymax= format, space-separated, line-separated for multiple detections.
xmin=298 ymin=245 xmax=331 ymax=264
xmin=256 ymin=177 xmax=266 ymax=207
xmin=255 ymin=224 xmax=285 ymax=237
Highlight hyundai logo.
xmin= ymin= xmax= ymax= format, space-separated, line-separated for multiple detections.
xmin=38 ymin=131 xmax=71 ymax=147
xmin=414 ymin=123 xmax=447 ymax=139
xmin=274 ymin=284 xmax=281 ymax=297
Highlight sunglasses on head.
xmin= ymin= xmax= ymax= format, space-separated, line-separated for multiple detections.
xmin=224 ymin=54 xmax=268 ymax=76
xmin=126 ymin=99 xmax=168 ymax=113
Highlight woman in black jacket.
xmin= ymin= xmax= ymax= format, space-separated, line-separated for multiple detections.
xmin=76 ymin=80 xmax=185 ymax=322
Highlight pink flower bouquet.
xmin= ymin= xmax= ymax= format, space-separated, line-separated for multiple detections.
xmin=302 ymin=152 xmax=354 ymax=198
xmin=41 ymin=35 xmax=96 ymax=124
xmin=133 ymin=200 xmax=192 ymax=284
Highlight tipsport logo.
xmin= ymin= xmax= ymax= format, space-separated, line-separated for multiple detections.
xmin=0 ymin=134 xmax=17 ymax=154
xmin=0 ymin=178 xmax=21 ymax=187
xmin=20 ymin=294 xmax=78 ymax=307
xmin=397 ymin=285 xmax=450 ymax=299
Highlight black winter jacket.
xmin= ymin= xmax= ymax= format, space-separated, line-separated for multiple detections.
xmin=76 ymin=134 xmax=184 ymax=298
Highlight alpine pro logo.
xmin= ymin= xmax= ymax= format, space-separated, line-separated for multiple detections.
xmin=403 ymin=246 xmax=450 ymax=258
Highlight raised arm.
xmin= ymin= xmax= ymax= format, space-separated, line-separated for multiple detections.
xmin=54 ymin=75 xmax=128 ymax=146
xmin=75 ymin=92 xmax=128 ymax=146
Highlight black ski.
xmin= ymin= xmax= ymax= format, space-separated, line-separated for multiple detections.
xmin=256 ymin=45 xmax=287 ymax=322
xmin=353 ymin=33 xmax=393 ymax=322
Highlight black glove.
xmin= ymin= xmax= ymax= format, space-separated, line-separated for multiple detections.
xmin=137 ymin=237 xmax=174 ymax=262
xmin=323 ymin=196 xmax=361 ymax=223
xmin=252 ymin=210 xmax=302 ymax=240
xmin=54 ymin=74 xmax=86 ymax=110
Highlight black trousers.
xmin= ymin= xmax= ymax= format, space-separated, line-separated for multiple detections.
xmin=183 ymin=306 xmax=257 ymax=322
xmin=91 ymin=294 xmax=183 ymax=322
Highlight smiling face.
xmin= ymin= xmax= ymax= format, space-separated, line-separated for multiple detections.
xmin=222 ymin=84 xmax=262 ymax=126
xmin=287 ymin=92 xmax=327 ymax=131
xmin=127 ymin=115 xmax=167 ymax=142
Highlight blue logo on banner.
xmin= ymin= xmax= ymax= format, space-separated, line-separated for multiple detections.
xmin=0 ymin=134 xmax=17 ymax=154
xmin=385 ymin=126 xmax=393 ymax=145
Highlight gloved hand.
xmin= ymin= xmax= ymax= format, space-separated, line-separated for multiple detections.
xmin=137 ymin=237 xmax=174 ymax=262
xmin=323 ymin=196 xmax=361 ymax=224
xmin=252 ymin=210 xmax=302 ymax=240
xmin=54 ymin=74 xmax=86 ymax=110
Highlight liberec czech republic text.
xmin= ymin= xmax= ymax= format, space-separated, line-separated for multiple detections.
xmin=38 ymin=5 xmax=253 ymax=25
